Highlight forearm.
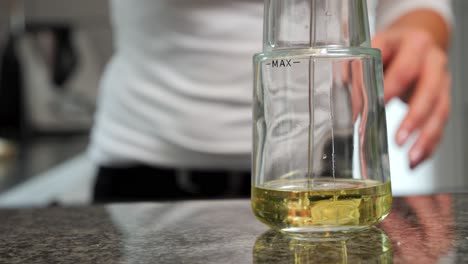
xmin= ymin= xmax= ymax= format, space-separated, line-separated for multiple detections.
xmin=387 ymin=9 xmax=451 ymax=50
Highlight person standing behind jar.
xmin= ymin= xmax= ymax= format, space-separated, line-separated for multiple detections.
xmin=88 ymin=0 xmax=452 ymax=202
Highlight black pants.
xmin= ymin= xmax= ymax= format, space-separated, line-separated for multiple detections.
xmin=93 ymin=165 xmax=251 ymax=203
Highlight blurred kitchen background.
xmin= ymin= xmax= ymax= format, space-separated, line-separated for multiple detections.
xmin=0 ymin=0 xmax=111 ymax=206
xmin=0 ymin=0 xmax=467 ymax=207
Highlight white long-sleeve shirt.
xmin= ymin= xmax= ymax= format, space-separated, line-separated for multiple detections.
xmin=89 ymin=0 xmax=452 ymax=186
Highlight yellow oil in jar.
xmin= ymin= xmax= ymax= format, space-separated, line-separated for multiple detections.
xmin=252 ymin=178 xmax=392 ymax=233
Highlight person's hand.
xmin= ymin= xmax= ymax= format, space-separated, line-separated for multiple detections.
xmin=372 ymin=27 xmax=451 ymax=169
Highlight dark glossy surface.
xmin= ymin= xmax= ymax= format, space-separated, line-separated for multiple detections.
xmin=1 ymin=194 xmax=468 ymax=263
xmin=0 ymin=135 xmax=88 ymax=192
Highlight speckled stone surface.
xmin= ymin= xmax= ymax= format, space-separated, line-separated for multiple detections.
xmin=1 ymin=195 xmax=468 ymax=263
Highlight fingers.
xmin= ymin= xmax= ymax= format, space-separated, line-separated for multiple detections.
xmin=373 ymin=28 xmax=451 ymax=169
xmin=350 ymin=60 xmax=364 ymax=122
xmin=381 ymin=31 xmax=431 ymax=103
xmin=408 ymin=75 xmax=450 ymax=168
xmin=338 ymin=60 xmax=364 ymax=123
xmin=371 ymin=32 xmax=396 ymax=65
xmin=395 ymin=47 xmax=448 ymax=146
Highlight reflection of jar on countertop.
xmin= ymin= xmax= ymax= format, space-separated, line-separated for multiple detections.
xmin=253 ymin=227 xmax=393 ymax=263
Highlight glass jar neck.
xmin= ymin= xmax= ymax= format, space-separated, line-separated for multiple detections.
xmin=263 ymin=0 xmax=371 ymax=52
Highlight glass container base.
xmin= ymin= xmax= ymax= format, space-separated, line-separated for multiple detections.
xmin=252 ymin=179 xmax=392 ymax=237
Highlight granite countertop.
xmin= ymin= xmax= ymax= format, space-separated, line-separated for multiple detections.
xmin=1 ymin=194 xmax=468 ymax=263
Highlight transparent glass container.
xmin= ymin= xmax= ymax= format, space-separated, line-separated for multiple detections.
xmin=252 ymin=0 xmax=391 ymax=235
